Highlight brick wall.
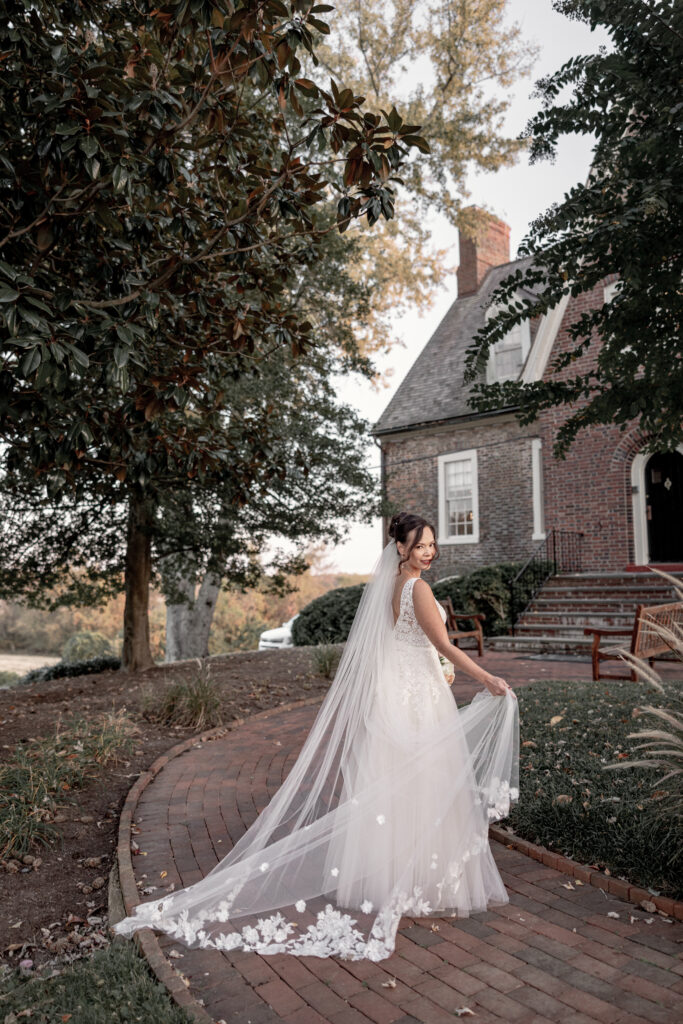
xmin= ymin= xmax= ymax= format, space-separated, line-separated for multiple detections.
xmin=382 ymin=415 xmax=540 ymax=582
xmin=380 ymin=272 xmax=673 ymax=572
xmin=537 ymin=278 xmax=643 ymax=569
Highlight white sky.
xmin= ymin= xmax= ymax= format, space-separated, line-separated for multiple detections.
xmin=326 ymin=0 xmax=610 ymax=574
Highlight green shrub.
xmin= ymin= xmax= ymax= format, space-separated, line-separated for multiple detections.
xmin=292 ymin=559 xmax=551 ymax=646
xmin=0 ymin=669 xmax=20 ymax=687
xmin=433 ymin=560 xmax=554 ymax=636
xmin=292 ymin=583 xmax=366 ymax=646
xmin=311 ymin=644 xmax=343 ymax=679
xmin=19 ymin=655 xmax=121 ymax=686
xmin=62 ymin=630 xmax=114 ymax=662
xmin=142 ymin=664 xmax=222 ymax=730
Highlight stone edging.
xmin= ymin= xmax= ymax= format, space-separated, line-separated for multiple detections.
xmin=113 ymin=696 xmax=325 ymax=1024
xmin=488 ymin=824 xmax=683 ymax=921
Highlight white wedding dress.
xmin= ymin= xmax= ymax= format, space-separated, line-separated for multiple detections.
xmin=114 ymin=545 xmax=519 ymax=960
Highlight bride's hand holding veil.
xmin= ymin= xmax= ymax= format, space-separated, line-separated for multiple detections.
xmin=411 ymin=579 xmax=516 ymax=699
xmin=482 ymin=673 xmax=515 ymax=698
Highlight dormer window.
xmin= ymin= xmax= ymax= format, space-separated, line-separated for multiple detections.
xmin=485 ymin=303 xmax=531 ymax=384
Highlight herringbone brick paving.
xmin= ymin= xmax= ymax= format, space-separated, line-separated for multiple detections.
xmin=126 ymin=681 xmax=683 ymax=1024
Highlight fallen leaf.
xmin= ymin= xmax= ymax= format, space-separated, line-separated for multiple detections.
xmin=160 ymin=870 xmax=168 ymax=879
xmin=454 ymin=1009 xmax=475 ymax=1017
xmin=561 ymin=882 xmax=575 ymax=891
xmin=549 ymin=715 xmax=564 ymax=727
xmin=381 ymin=978 xmax=397 ymax=989
xmin=640 ymin=900 xmax=657 ymax=913
xmin=607 ymin=912 xmax=620 ymax=919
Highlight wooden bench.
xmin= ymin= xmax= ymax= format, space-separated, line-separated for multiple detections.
xmin=438 ymin=597 xmax=485 ymax=658
xmin=584 ymin=601 xmax=683 ymax=681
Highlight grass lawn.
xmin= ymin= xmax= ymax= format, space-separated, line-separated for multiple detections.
xmin=508 ymin=677 xmax=682 ymax=899
xmin=0 ymin=941 xmax=193 ymax=1023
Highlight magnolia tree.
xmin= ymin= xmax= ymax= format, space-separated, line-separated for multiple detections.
xmin=464 ymin=0 xmax=683 ymax=457
xmin=0 ymin=0 xmax=429 ymax=669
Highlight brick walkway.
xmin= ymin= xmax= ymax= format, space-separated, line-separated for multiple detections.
xmin=118 ymin=665 xmax=683 ymax=1024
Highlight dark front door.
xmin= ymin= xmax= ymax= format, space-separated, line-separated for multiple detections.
xmin=645 ymin=451 xmax=683 ymax=562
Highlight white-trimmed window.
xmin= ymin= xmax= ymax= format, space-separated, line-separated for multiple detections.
xmin=531 ymin=439 xmax=545 ymax=540
xmin=486 ymin=304 xmax=531 ymax=384
xmin=438 ymin=449 xmax=479 ymax=544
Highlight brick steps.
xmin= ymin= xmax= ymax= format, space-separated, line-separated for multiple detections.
xmin=488 ymin=634 xmax=594 ymax=654
xmin=489 ymin=571 xmax=683 ymax=654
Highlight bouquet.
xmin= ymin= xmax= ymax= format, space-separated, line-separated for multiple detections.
xmin=439 ymin=654 xmax=455 ymax=686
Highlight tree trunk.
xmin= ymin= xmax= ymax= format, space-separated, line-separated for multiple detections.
xmin=122 ymin=492 xmax=154 ymax=671
xmin=192 ymin=572 xmax=221 ymax=657
xmin=164 ymin=573 xmax=194 ymax=662
xmin=164 ymin=571 xmax=222 ymax=662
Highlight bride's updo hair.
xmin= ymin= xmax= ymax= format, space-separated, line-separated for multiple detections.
xmin=388 ymin=512 xmax=439 ymax=573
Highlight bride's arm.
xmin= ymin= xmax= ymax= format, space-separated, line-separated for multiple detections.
xmin=412 ymin=580 xmax=513 ymax=697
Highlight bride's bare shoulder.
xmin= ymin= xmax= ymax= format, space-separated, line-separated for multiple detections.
xmin=412 ymin=578 xmax=433 ymax=601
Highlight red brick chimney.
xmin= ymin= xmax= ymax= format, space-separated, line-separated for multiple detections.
xmin=456 ymin=208 xmax=511 ymax=297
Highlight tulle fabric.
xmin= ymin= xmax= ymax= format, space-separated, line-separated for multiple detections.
xmin=113 ymin=543 xmax=519 ymax=960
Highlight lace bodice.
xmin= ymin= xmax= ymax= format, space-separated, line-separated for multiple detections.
xmin=393 ymin=577 xmax=446 ymax=648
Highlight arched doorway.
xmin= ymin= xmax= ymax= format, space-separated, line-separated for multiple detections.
xmin=645 ymin=451 xmax=683 ymax=562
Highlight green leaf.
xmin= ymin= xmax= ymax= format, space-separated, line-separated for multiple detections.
xmin=401 ymin=135 xmax=431 ymax=154
xmin=386 ymin=106 xmax=402 ymax=132
xmin=0 ymin=285 xmax=19 ymax=303
xmin=0 ymin=261 xmax=18 ymax=282
xmin=112 ymin=163 xmax=128 ymax=192
xmin=55 ymin=122 xmax=80 ymax=136
xmin=22 ymin=346 xmax=42 ymax=375
xmin=115 ymin=324 xmax=134 ymax=345
xmin=308 ymin=17 xmax=330 ymax=34
xmin=18 ymin=306 xmax=47 ymax=330
xmin=67 ymin=344 xmax=90 ymax=369
xmin=24 ymin=294 xmax=52 ymax=314
xmin=80 ymin=136 xmax=99 ymax=158
xmin=113 ymin=345 xmax=129 ymax=369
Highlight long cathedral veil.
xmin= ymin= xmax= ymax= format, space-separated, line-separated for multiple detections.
xmin=113 ymin=541 xmax=519 ymax=960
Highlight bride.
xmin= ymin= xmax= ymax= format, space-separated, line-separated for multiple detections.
xmin=114 ymin=511 xmax=519 ymax=961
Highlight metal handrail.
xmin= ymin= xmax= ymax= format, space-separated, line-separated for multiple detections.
xmin=510 ymin=529 xmax=584 ymax=635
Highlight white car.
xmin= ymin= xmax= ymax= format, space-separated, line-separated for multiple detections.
xmin=258 ymin=614 xmax=299 ymax=650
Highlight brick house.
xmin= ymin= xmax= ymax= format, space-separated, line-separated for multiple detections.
xmin=373 ymin=210 xmax=683 ymax=648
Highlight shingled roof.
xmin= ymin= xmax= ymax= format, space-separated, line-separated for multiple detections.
xmin=373 ymin=255 xmax=536 ymax=436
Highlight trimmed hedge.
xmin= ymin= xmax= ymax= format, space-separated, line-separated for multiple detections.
xmin=293 ymin=560 xmax=550 ymax=646
xmin=433 ymin=560 xmax=551 ymax=637
xmin=18 ymin=655 xmax=121 ymax=686
xmin=292 ymin=584 xmax=366 ymax=646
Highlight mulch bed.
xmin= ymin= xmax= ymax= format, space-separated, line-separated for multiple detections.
xmin=0 ymin=648 xmax=329 ymax=967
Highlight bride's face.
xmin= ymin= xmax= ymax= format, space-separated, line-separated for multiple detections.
xmin=399 ymin=526 xmax=436 ymax=572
